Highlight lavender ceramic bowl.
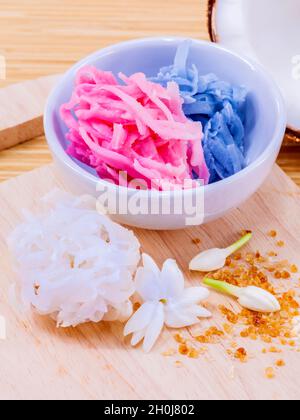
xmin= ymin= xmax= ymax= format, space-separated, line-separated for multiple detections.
xmin=44 ymin=37 xmax=287 ymax=230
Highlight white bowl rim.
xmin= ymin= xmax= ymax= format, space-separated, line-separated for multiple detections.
xmin=44 ymin=36 xmax=287 ymax=199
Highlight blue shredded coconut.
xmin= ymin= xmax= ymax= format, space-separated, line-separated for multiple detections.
xmin=151 ymin=40 xmax=248 ymax=184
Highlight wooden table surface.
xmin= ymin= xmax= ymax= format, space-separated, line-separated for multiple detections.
xmin=0 ymin=0 xmax=299 ymax=184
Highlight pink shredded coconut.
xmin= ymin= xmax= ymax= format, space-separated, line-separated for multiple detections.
xmin=60 ymin=66 xmax=209 ymax=190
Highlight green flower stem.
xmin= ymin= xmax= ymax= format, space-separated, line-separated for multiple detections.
xmin=203 ymin=278 xmax=241 ymax=298
xmin=225 ymin=232 xmax=252 ymax=257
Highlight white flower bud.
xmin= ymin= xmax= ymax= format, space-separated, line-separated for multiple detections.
xmin=189 ymin=233 xmax=252 ymax=272
xmin=203 ymin=279 xmax=281 ymax=314
xmin=189 ymin=248 xmax=228 ymax=272
xmin=236 ymin=286 xmax=281 ymax=313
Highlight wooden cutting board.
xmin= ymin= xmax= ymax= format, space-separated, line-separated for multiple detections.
xmin=0 ymin=163 xmax=299 ymax=400
xmin=0 ymin=75 xmax=60 ymax=151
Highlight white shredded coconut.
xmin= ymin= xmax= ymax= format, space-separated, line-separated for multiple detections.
xmin=8 ymin=190 xmax=141 ymax=327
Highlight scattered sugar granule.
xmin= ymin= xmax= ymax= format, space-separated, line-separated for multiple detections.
xmin=174 ymin=333 xmax=186 ymax=344
xmin=188 ymin=348 xmax=200 ymax=359
xmin=269 ymin=347 xmax=282 ymax=354
xmin=178 ymin=344 xmax=189 ymax=356
xmin=234 ymin=347 xmax=248 ymax=362
xmin=291 ymin=264 xmax=298 ymax=274
xmin=175 ymin=361 xmax=183 ymax=368
xmin=265 ymin=367 xmax=276 ymax=379
xmin=162 ymin=349 xmax=176 ymax=357
xmin=268 ymin=230 xmax=277 ymax=238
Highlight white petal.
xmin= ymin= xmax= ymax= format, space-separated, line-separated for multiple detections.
xmin=135 ymin=256 xmax=162 ymax=301
xmin=161 ymin=259 xmax=185 ymax=298
xmin=175 ymin=287 xmax=210 ymax=306
xmin=124 ymin=302 xmax=156 ymax=336
xmin=187 ymin=304 xmax=212 ymax=318
xmin=135 ymin=269 xmax=162 ymax=301
xmin=164 ymin=302 xmax=211 ymax=329
xmin=131 ymin=329 xmax=146 ymax=346
xmin=143 ymin=302 xmax=165 ymax=352
xmin=142 ymin=254 xmax=160 ymax=277
xmin=164 ymin=309 xmax=200 ymax=329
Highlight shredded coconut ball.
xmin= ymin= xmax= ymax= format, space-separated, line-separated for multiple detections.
xmin=8 ymin=190 xmax=141 ymax=327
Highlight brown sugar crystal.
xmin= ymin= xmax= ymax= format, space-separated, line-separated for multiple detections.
xmin=188 ymin=348 xmax=200 ymax=359
xmin=212 ymin=250 xmax=300 ymax=349
xmin=291 ymin=264 xmax=298 ymax=274
xmin=268 ymin=230 xmax=277 ymax=238
xmin=174 ymin=333 xmax=186 ymax=344
xmin=178 ymin=344 xmax=189 ymax=356
xmin=265 ymin=367 xmax=276 ymax=379
xmin=170 ymin=242 xmax=299 ymax=369
xmin=196 ymin=335 xmax=210 ymax=344
xmin=219 ymin=306 xmax=239 ymax=324
xmin=234 ymin=348 xmax=248 ymax=362
xmin=281 ymin=271 xmax=291 ymax=279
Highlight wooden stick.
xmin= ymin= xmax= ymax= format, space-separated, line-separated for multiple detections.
xmin=0 ymin=75 xmax=61 ymax=151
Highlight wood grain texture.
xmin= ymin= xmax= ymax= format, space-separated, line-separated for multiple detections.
xmin=0 ymin=137 xmax=52 ymax=182
xmin=0 ymin=75 xmax=60 ymax=151
xmin=277 ymin=147 xmax=300 ymax=187
xmin=0 ymin=163 xmax=300 ymax=400
xmin=0 ymin=0 xmax=209 ymax=87
xmin=0 ymin=0 xmax=299 ymax=184
xmin=0 ymin=0 xmax=206 ymax=150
